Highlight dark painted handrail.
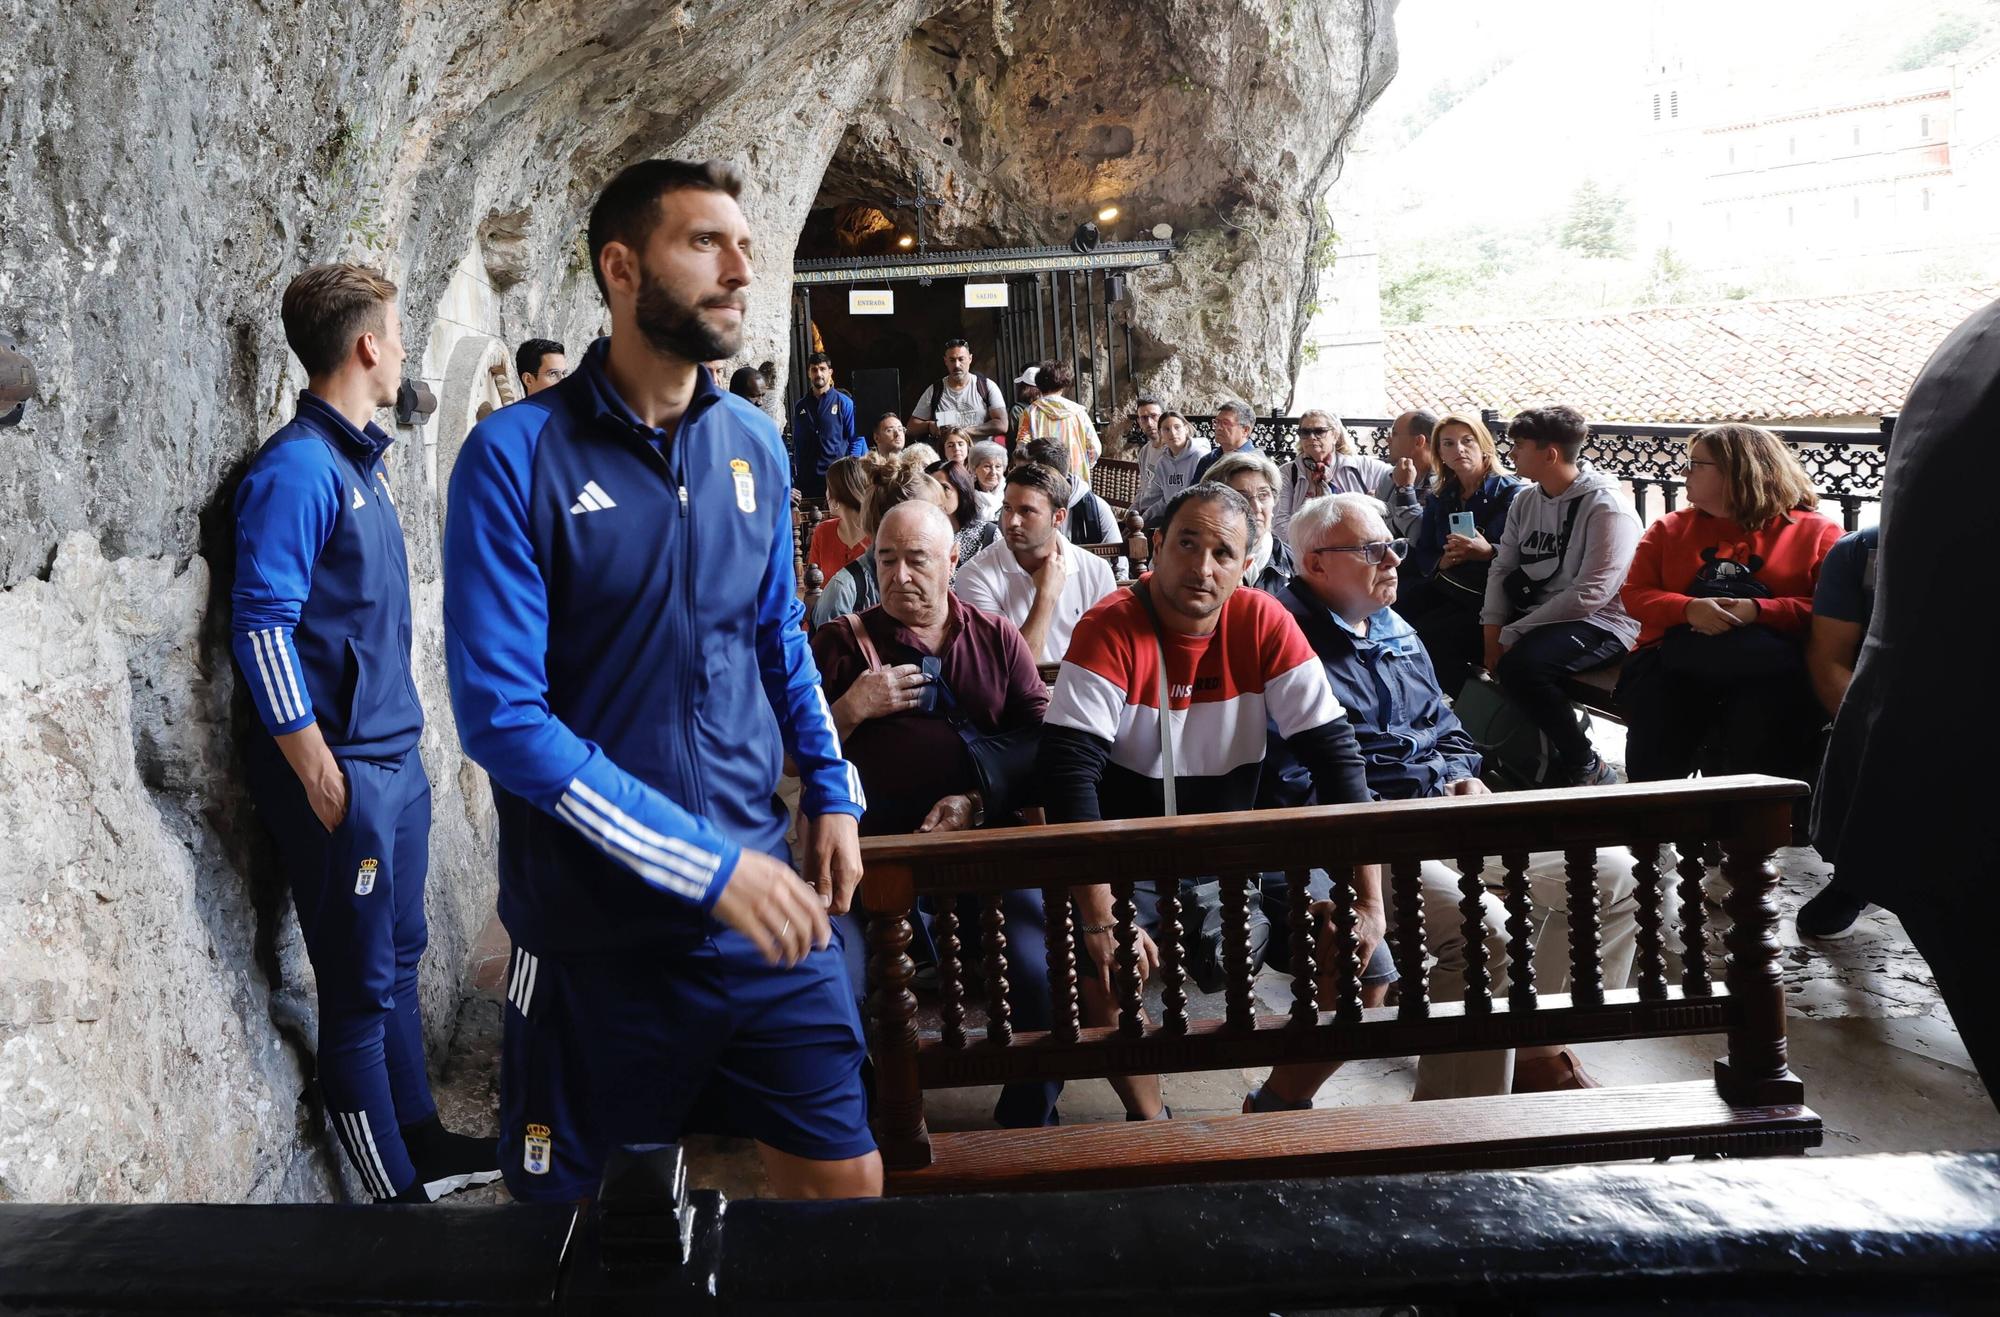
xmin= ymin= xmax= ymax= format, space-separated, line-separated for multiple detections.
xmin=5 ymin=1147 xmax=1997 ymax=1313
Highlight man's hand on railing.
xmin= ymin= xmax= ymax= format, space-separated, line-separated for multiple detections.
xmin=1083 ymin=925 xmax=1159 ymax=999
xmin=917 ymin=792 xmax=979 ymax=833
xmin=804 ymin=811 xmax=864 ymax=915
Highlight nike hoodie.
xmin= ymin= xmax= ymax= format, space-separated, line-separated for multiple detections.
xmin=1480 ymin=465 xmax=1642 ymax=650
xmin=1133 ymin=442 xmax=1209 ymax=522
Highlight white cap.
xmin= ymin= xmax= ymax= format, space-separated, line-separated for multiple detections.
xmin=1015 ymin=366 xmax=1041 ymax=387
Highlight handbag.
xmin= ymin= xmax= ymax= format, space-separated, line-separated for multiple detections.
xmin=1501 ymin=497 xmax=1584 ymax=614
xmin=1657 ymin=562 xmax=1802 ymax=681
xmin=837 ymin=612 xmax=1042 ymax=820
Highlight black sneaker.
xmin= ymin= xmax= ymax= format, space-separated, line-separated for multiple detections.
xmin=1797 ymin=884 xmax=1870 ymax=941
xmin=1566 ymin=754 xmax=1622 ymax=788
xmin=399 ymin=1115 xmax=502 ymax=1201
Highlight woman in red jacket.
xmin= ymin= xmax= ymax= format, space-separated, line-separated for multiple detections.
xmin=1616 ymin=424 xmax=1843 ymax=783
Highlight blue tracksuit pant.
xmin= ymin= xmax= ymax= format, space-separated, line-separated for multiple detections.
xmin=250 ymin=745 xmax=435 ymax=1198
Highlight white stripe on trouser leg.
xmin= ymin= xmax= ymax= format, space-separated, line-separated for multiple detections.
xmin=336 ymin=1112 xmax=387 ymax=1198
xmin=519 ymin=952 xmax=538 ymax=1016
xmin=507 ymin=949 xmax=527 ymax=1009
xmin=353 ymin=1110 xmax=398 ymax=1199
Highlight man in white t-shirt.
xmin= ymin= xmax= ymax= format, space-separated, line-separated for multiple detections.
xmin=953 ymin=462 xmax=1117 ymax=663
xmin=909 ymin=338 xmax=1009 ymax=442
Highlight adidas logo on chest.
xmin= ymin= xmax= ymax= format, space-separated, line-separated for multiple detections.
xmin=569 ymin=480 xmax=617 ymax=515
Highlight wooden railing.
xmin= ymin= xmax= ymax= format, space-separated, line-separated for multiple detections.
xmin=858 ymin=775 xmax=1813 ymax=1187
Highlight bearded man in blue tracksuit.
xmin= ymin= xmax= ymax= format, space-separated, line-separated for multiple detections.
xmin=445 ymin=159 xmax=880 ymax=1201
xmin=231 ymin=264 xmax=499 ymax=1202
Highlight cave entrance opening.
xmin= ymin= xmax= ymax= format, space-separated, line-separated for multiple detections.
xmin=786 ymin=241 xmax=1173 ymax=446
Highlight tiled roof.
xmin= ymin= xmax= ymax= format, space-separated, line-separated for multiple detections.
xmin=1385 ymin=285 xmax=2000 ymax=423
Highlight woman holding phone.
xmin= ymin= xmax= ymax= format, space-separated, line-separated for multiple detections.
xmin=1393 ymin=412 xmax=1523 ymax=693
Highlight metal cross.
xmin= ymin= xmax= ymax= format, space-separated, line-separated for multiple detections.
xmin=892 ymin=172 xmax=943 ymax=254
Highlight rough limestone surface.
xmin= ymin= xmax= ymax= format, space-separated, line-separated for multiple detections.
xmin=0 ymin=0 xmax=1393 ymax=1202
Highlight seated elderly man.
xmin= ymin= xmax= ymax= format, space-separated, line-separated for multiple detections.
xmin=810 ymin=500 xmax=1061 ymax=1128
xmin=1268 ymin=492 xmax=1670 ymax=1099
xmin=1039 ymin=483 xmax=1391 ymax=1120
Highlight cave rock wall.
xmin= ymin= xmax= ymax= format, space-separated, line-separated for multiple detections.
xmin=0 ymin=0 xmax=1392 ymax=1202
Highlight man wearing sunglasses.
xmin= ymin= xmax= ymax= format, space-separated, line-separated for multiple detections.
xmin=1263 ymin=493 xmax=1650 ymax=1098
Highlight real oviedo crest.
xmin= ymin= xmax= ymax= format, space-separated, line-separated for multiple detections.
xmin=730 ymin=458 xmax=756 ymax=513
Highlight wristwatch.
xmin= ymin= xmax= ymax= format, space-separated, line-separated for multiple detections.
xmin=967 ymin=791 xmax=986 ymax=828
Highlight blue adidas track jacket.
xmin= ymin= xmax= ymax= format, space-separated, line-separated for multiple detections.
xmin=444 ymin=338 xmax=864 ymax=955
xmin=230 ymin=391 xmax=422 ymax=760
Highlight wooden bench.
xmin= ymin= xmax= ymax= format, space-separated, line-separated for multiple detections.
xmin=1564 ymin=658 xmax=1627 ymax=722
xmin=858 ymin=775 xmax=1818 ymax=1195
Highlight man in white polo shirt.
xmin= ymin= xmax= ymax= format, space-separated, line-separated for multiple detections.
xmin=954 ymin=461 xmax=1116 ymax=663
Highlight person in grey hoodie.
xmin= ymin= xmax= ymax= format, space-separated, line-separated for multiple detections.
xmin=1479 ymin=405 xmax=1641 ymax=786
xmin=1132 ymin=409 xmax=1210 ymax=522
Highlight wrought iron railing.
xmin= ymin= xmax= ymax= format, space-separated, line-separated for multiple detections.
xmin=1184 ymin=412 xmax=1893 ymax=531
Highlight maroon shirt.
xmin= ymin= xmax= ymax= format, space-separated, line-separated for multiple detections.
xmin=811 ymin=595 xmax=1048 ymax=835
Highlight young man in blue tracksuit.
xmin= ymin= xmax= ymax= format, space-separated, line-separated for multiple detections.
xmin=791 ymin=350 xmax=861 ymax=499
xmin=230 ymin=264 xmax=499 ymax=1202
xmin=444 ymin=160 xmax=881 ymax=1201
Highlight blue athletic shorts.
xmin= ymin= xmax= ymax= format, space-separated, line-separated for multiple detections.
xmin=497 ymin=925 xmax=874 ymax=1203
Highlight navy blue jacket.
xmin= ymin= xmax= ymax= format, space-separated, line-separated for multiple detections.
xmin=1264 ymin=578 xmax=1482 ymax=803
xmin=1408 ymin=472 xmax=1523 ymax=578
xmin=230 ymin=391 xmax=421 ymax=761
xmin=791 ymin=386 xmax=862 ymax=480
xmin=444 ymin=338 xmax=863 ymax=956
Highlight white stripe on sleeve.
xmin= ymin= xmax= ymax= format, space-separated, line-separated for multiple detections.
xmin=268 ymin=630 xmax=309 ymax=723
xmin=555 ymin=793 xmax=714 ymax=901
xmin=1264 ymin=656 xmax=1346 ymax=740
xmin=247 ymin=629 xmax=291 ymax=723
xmin=1043 ymin=661 xmax=1128 ymax=743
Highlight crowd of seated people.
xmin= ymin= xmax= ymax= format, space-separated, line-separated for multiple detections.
xmin=791 ymin=382 xmax=1875 ymax=1124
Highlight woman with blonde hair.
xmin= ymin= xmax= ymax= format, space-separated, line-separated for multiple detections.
xmin=1616 ymin=424 xmax=1843 ymax=783
xmin=1273 ymin=408 xmax=1391 ymax=540
xmin=1392 ymin=412 xmax=1524 ymax=692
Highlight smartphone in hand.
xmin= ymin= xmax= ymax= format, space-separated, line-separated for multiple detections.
xmin=1448 ymin=511 xmax=1477 ymax=539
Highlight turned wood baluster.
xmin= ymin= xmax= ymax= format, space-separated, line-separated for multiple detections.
xmin=935 ymin=901 xmax=966 ymax=1048
xmin=1631 ymin=843 xmax=1670 ymax=1001
xmin=1157 ymin=878 xmax=1189 ymax=1035
xmin=1565 ymin=847 xmax=1605 ymax=1008
xmin=1042 ymin=886 xmax=1080 ymax=1043
xmin=1286 ymin=866 xmax=1318 ymax=1027
xmin=1717 ymin=810 xmax=1804 ymax=1105
xmin=1457 ymin=855 xmax=1492 ymax=1014
xmin=1678 ymin=840 xmax=1713 ymax=997
xmin=1502 ymin=851 xmax=1537 ymax=1011
xmin=1221 ymin=873 xmax=1254 ymax=1031
xmin=1330 ymin=864 xmax=1364 ymax=1025
xmin=1391 ymin=857 xmax=1428 ymax=1021
xmin=867 ymin=896 xmax=930 ymax=1169
xmin=982 ymin=893 xmax=1012 ymax=1045
xmin=1113 ymin=879 xmax=1145 ymax=1038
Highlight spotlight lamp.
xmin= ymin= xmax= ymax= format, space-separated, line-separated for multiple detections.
xmin=897 ymin=234 xmax=915 ymax=250
xmin=1096 ymin=205 xmax=1120 ymax=223
xmin=1069 ymin=221 xmax=1101 ymax=255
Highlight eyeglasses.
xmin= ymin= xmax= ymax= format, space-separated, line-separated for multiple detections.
xmin=1297 ymin=426 xmax=1332 ymax=437
xmin=1310 ymin=538 xmax=1408 ymax=565
xmin=1681 ymin=458 xmax=1718 ymax=473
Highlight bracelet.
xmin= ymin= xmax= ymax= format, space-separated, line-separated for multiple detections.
xmin=1078 ymin=922 xmax=1117 ymax=936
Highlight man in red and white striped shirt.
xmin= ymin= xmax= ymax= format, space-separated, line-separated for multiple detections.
xmin=1038 ymin=483 xmax=1385 ymax=1120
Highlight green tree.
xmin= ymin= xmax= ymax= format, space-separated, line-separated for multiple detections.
xmin=1558 ymin=179 xmax=1632 ymax=260
xmin=1896 ymin=14 xmax=1986 ymax=71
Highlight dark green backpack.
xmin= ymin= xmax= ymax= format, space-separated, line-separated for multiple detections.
xmin=1452 ymin=673 xmax=1592 ymax=791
